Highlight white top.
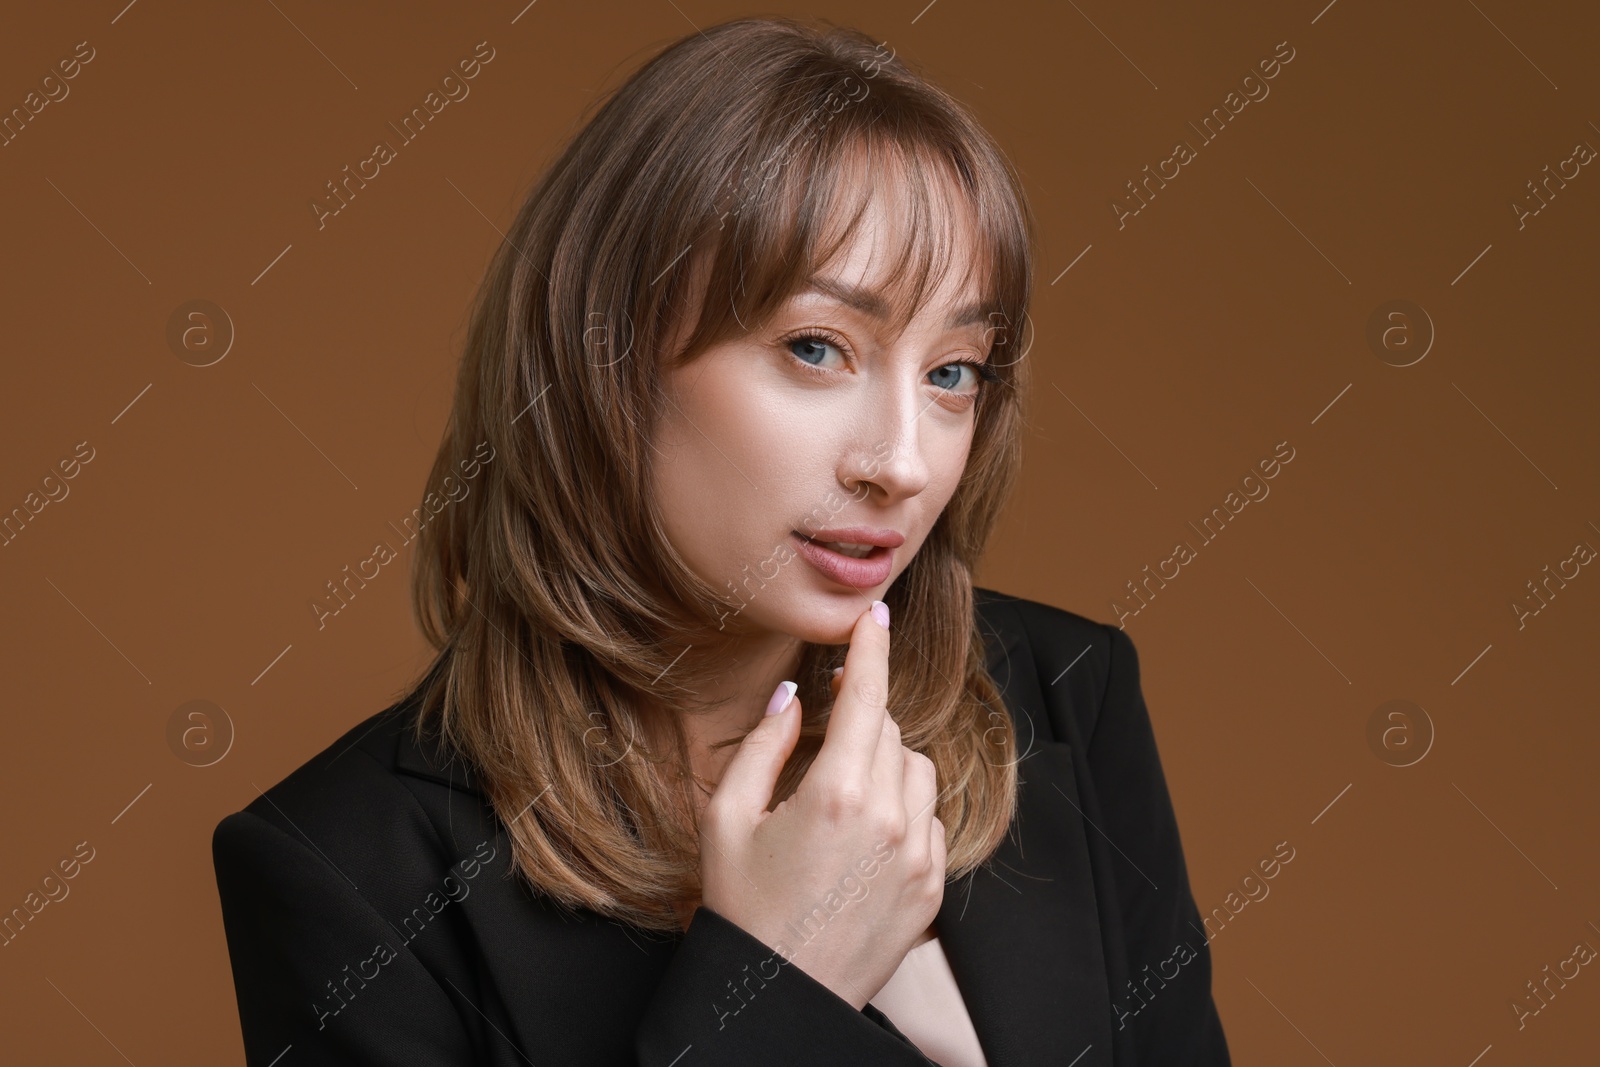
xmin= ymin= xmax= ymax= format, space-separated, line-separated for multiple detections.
xmin=868 ymin=929 xmax=990 ymax=1067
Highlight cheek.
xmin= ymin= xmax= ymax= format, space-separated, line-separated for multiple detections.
xmin=653 ymin=417 xmax=729 ymax=545
xmin=651 ymin=375 xmax=799 ymax=585
xmin=931 ymin=427 xmax=977 ymax=501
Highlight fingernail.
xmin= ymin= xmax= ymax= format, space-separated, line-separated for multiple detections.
xmin=831 ymin=667 xmax=843 ymax=678
xmin=870 ymin=600 xmax=890 ymax=631
xmin=766 ymin=679 xmax=798 ymax=716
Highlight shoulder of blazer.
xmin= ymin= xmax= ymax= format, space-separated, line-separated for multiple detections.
xmin=973 ymin=584 xmax=1124 ymax=749
xmin=216 ymin=690 xmax=491 ymax=894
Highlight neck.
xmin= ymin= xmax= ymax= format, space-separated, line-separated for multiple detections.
xmin=645 ymin=627 xmax=805 ymax=784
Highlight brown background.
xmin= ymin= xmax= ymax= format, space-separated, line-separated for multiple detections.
xmin=2 ymin=0 xmax=1597 ymax=1063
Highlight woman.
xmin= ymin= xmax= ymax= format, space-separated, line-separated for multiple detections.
xmin=212 ymin=15 xmax=1230 ymax=1066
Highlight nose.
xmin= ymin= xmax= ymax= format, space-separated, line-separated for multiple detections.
xmin=839 ymin=383 xmax=932 ymax=503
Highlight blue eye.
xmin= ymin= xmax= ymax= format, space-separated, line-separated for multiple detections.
xmin=930 ymin=363 xmax=974 ymax=392
xmin=787 ymin=333 xmax=843 ymax=368
xmin=779 ymin=328 xmax=998 ymax=406
xmin=932 ymin=358 xmax=1000 ymax=396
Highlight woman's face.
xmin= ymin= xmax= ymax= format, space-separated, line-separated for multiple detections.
xmin=652 ymin=188 xmax=993 ymax=647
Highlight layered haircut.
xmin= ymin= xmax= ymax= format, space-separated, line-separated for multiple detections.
xmin=404 ymin=15 xmax=1037 ymax=932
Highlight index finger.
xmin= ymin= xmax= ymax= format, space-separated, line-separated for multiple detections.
xmin=812 ymin=600 xmax=892 ymax=782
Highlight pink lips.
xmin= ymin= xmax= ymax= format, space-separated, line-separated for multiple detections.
xmin=802 ymin=526 xmax=906 ymax=548
xmin=791 ymin=529 xmax=900 ymax=589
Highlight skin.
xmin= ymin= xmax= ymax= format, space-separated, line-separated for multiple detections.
xmin=641 ymin=173 xmax=993 ymax=1007
xmin=648 ymin=178 xmax=993 ymax=806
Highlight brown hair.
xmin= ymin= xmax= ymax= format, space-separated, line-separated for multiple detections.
xmin=404 ymin=14 xmax=1036 ymax=932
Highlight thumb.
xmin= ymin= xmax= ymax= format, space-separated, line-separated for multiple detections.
xmin=713 ymin=680 xmax=800 ymax=817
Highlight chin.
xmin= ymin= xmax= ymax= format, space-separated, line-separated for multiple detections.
xmin=766 ymin=584 xmax=893 ymax=645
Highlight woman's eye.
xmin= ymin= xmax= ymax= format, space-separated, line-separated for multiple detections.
xmin=782 ymin=332 xmax=990 ymax=403
xmin=929 ymin=361 xmax=979 ymax=393
xmin=787 ymin=334 xmax=844 ymax=368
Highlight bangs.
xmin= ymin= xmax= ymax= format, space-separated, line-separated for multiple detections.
xmin=670 ymin=98 xmax=1032 ymax=370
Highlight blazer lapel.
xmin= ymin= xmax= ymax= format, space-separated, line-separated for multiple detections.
xmin=931 ymin=604 xmax=1116 ymax=1067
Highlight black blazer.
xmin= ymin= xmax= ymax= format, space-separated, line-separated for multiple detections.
xmin=212 ymin=587 xmax=1231 ymax=1066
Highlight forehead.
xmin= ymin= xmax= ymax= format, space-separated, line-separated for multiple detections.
xmin=664 ymin=133 xmax=1017 ymax=369
xmin=798 ymin=173 xmax=990 ymax=332
xmin=791 ymin=272 xmax=992 ymax=334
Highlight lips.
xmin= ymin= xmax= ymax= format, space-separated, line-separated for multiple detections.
xmin=799 ymin=526 xmax=907 ymax=549
xmin=791 ymin=529 xmax=899 ymax=589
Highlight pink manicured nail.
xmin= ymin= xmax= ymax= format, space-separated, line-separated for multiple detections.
xmin=870 ymin=600 xmax=890 ymax=630
xmin=766 ymin=680 xmax=798 ymax=716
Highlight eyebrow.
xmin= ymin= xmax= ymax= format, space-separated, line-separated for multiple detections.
xmin=799 ymin=275 xmax=994 ymax=331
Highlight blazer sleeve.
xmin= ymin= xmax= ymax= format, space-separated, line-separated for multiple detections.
xmin=633 ymin=902 xmax=940 ymax=1067
xmin=635 ymin=903 xmax=945 ymax=1065
xmin=1088 ymin=624 xmax=1231 ymax=1066
xmin=212 ymin=810 xmax=477 ymax=1066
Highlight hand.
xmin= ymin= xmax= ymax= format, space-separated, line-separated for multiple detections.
xmin=696 ymin=601 xmax=946 ymax=1010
